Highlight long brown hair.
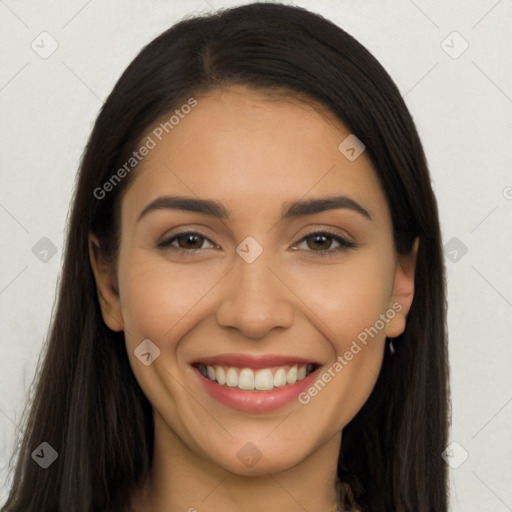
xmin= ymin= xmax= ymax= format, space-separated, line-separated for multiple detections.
xmin=2 ymin=3 xmax=449 ymax=511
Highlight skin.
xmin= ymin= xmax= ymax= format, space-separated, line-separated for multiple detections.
xmin=89 ymin=85 xmax=418 ymax=512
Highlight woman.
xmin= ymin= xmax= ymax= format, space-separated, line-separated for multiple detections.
xmin=2 ymin=3 xmax=449 ymax=511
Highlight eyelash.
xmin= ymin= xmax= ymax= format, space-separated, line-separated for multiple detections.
xmin=156 ymin=230 xmax=357 ymax=257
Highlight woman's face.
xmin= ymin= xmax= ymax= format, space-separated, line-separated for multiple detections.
xmin=90 ymin=85 xmax=417 ymax=475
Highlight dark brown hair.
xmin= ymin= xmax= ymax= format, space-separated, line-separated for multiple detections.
xmin=2 ymin=3 xmax=449 ymax=511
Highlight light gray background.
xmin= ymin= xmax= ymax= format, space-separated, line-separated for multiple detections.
xmin=1 ymin=1 xmax=511 ymax=510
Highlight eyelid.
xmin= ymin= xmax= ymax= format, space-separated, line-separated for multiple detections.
xmin=157 ymin=227 xmax=357 ymax=255
xmin=291 ymin=229 xmax=356 ymax=254
xmin=294 ymin=226 xmax=354 ymax=245
xmin=156 ymin=222 xmax=218 ymax=244
xmin=156 ymin=229 xmax=217 ymax=251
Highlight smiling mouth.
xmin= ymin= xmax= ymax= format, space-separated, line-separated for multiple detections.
xmin=192 ymin=363 xmax=319 ymax=391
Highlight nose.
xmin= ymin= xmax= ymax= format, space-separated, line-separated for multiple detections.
xmin=215 ymin=249 xmax=295 ymax=340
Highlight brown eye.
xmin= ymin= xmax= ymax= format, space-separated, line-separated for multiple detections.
xmin=306 ymin=233 xmax=334 ymax=251
xmin=157 ymin=232 xmax=216 ymax=251
xmin=295 ymin=231 xmax=356 ymax=255
xmin=176 ymin=233 xmax=206 ymax=249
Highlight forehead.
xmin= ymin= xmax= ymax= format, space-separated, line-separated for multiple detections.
xmin=121 ymin=85 xmax=391 ymax=229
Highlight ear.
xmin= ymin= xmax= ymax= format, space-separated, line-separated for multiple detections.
xmin=88 ymin=232 xmax=124 ymax=332
xmin=384 ymin=236 xmax=419 ymax=339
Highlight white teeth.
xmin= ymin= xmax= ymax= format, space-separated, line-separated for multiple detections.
xmin=225 ymin=368 xmax=238 ymax=387
xmin=206 ymin=365 xmax=216 ymax=381
xmin=286 ymin=366 xmax=298 ymax=385
xmin=215 ymin=366 xmax=226 ymax=385
xmin=255 ymin=369 xmax=274 ymax=390
xmin=273 ymin=368 xmax=287 ymax=387
xmin=199 ymin=363 xmax=316 ymax=391
xmin=238 ymin=368 xmax=255 ymax=390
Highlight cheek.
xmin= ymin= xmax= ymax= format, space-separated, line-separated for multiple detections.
xmin=290 ymin=250 xmax=395 ymax=343
xmin=293 ymin=254 xmax=392 ymax=428
xmin=119 ymin=245 xmax=395 ymax=350
xmin=118 ymin=253 xmax=222 ymax=346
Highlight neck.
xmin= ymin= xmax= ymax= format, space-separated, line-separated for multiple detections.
xmin=131 ymin=410 xmax=342 ymax=512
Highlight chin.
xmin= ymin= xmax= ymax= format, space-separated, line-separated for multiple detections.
xmin=204 ymin=438 xmax=312 ymax=476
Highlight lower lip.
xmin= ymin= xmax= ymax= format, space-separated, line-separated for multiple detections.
xmin=193 ymin=366 xmax=319 ymax=413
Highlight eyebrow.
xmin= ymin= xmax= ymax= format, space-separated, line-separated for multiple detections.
xmin=136 ymin=194 xmax=372 ymax=223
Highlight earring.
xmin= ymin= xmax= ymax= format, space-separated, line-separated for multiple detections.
xmin=389 ymin=338 xmax=395 ymax=355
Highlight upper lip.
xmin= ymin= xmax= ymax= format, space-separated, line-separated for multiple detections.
xmin=192 ymin=353 xmax=320 ymax=369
